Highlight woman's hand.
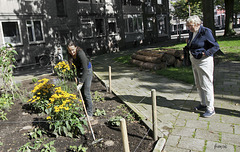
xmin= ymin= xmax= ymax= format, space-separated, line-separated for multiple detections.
xmin=77 ymin=83 xmax=83 ymax=91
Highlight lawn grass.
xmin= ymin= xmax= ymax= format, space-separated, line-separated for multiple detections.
xmin=155 ymin=66 xmax=194 ymax=84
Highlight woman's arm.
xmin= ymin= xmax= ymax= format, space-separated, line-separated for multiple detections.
xmin=77 ymin=49 xmax=89 ymax=83
xmin=203 ymin=28 xmax=220 ymax=56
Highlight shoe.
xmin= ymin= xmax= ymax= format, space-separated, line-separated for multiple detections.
xmin=203 ymin=110 xmax=215 ymax=118
xmin=194 ymin=104 xmax=207 ymax=111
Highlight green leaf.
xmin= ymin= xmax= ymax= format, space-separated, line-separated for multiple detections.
xmin=65 ymin=120 xmax=71 ymax=131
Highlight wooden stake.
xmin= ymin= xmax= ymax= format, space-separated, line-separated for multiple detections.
xmin=109 ymin=66 xmax=112 ymax=93
xmin=151 ymin=89 xmax=158 ymax=141
xmin=120 ymin=118 xmax=130 ymax=152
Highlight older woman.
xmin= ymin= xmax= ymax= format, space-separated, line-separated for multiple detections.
xmin=185 ymin=15 xmax=220 ymax=117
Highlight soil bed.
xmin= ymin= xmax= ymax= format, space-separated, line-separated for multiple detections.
xmin=0 ymin=74 xmax=155 ymax=152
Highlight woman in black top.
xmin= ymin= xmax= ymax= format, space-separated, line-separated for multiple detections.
xmin=67 ymin=41 xmax=93 ymax=117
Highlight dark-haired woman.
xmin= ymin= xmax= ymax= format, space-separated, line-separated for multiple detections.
xmin=67 ymin=41 xmax=93 ymax=118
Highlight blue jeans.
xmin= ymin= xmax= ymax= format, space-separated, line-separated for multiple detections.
xmin=80 ymin=67 xmax=93 ymax=116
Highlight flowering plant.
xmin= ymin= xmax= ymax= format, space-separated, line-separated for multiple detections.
xmin=54 ymin=61 xmax=76 ymax=80
xmin=45 ymin=86 xmax=87 ymax=138
xmin=27 ymin=78 xmax=54 ymax=112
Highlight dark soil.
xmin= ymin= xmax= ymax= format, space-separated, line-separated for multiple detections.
xmin=0 ymin=74 xmax=155 ymax=152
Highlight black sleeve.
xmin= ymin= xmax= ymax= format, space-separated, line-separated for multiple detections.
xmin=77 ymin=49 xmax=89 ymax=83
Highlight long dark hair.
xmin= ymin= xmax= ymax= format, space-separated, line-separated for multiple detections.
xmin=67 ymin=40 xmax=82 ymax=69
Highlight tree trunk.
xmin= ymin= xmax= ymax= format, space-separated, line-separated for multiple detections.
xmin=224 ymin=0 xmax=236 ymax=36
xmin=202 ymin=0 xmax=216 ymax=36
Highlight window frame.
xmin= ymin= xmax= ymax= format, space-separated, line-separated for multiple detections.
xmin=124 ymin=14 xmax=143 ymax=34
xmin=78 ymin=0 xmax=90 ymax=3
xmin=157 ymin=15 xmax=168 ymax=36
xmin=157 ymin=0 xmax=162 ymax=5
xmin=108 ymin=18 xmax=117 ymax=35
xmin=146 ymin=17 xmax=153 ymax=32
xmin=80 ymin=18 xmax=94 ymax=38
xmin=94 ymin=0 xmax=104 ymax=3
xmin=95 ymin=18 xmax=106 ymax=37
xmin=0 ymin=20 xmax=23 ymax=46
xmin=26 ymin=19 xmax=45 ymax=44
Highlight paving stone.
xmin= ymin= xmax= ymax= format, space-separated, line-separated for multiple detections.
xmin=185 ymin=120 xmax=208 ymax=129
xmin=157 ymin=113 xmax=177 ymax=124
xmin=236 ymin=145 xmax=240 ymax=152
xmin=221 ymin=115 xmax=240 ymax=125
xmin=209 ymin=122 xmax=234 ymax=133
xmin=178 ymin=136 xmax=205 ymax=151
xmin=157 ymin=107 xmax=179 ymax=115
xmin=174 ymin=118 xmax=186 ymax=127
xmin=221 ymin=132 xmax=240 ymax=146
xmin=206 ymin=141 xmax=235 ymax=152
xmin=163 ymin=145 xmax=196 ymax=152
xmin=195 ymin=129 xmax=220 ymax=142
xmin=165 ymin=135 xmax=180 ymax=147
xmin=178 ymin=111 xmax=199 ymax=120
xmin=235 ymin=124 xmax=240 ymax=134
xmin=171 ymin=127 xmax=195 ymax=137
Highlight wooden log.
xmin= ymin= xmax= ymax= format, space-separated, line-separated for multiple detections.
xmin=162 ymin=54 xmax=176 ymax=66
xmin=178 ymin=53 xmax=184 ymax=60
xmin=131 ymin=59 xmax=166 ymax=70
xmin=131 ymin=53 xmax=162 ymax=63
xmin=174 ymin=59 xmax=183 ymax=67
xmin=136 ymin=50 xmax=165 ymax=58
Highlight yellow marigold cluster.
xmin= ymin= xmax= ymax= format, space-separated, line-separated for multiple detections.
xmin=28 ymin=78 xmax=54 ymax=103
xmin=31 ymin=78 xmax=54 ymax=93
xmin=54 ymin=61 xmax=71 ymax=72
xmin=48 ymin=87 xmax=77 ymax=113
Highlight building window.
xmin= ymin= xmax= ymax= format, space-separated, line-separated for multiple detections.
xmin=56 ymin=0 xmax=67 ymax=17
xmin=157 ymin=15 xmax=168 ymax=35
xmin=124 ymin=14 xmax=143 ymax=33
xmin=80 ymin=19 xmax=93 ymax=38
xmin=95 ymin=19 xmax=105 ymax=36
xmin=108 ymin=18 xmax=117 ymax=35
xmin=26 ymin=20 xmax=44 ymax=43
xmin=123 ymin=0 xmax=141 ymax=5
xmin=146 ymin=17 xmax=153 ymax=31
xmin=94 ymin=0 xmax=104 ymax=3
xmin=78 ymin=0 xmax=89 ymax=2
xmin=1 ymin=21 xmax=22 ymax=45
xmin=157 ymin=0 xmax=162 ymax=4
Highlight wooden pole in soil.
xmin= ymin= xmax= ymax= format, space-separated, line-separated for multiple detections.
xmin=108 ymin=66 xmax=112 ymax=93
xmin=152 ymin=89 xmax=158 ymax=141
xmin=120 ymin=118 xmax=130 ymax=152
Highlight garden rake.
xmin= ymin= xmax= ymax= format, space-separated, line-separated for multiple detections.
xmin=74 ymin=78 xmax=103 ymax=145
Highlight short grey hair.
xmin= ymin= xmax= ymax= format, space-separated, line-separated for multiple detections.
xmin=187 ymin=15 xmax=201 ymax=25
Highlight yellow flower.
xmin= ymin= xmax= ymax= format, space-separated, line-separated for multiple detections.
xmin=55 ymin=108 xmax=60 ymax=113
xmin=64 ymin=107 xmax=69 ymax=110
xmin=46 ymin=116 xmax=51 ymax=120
